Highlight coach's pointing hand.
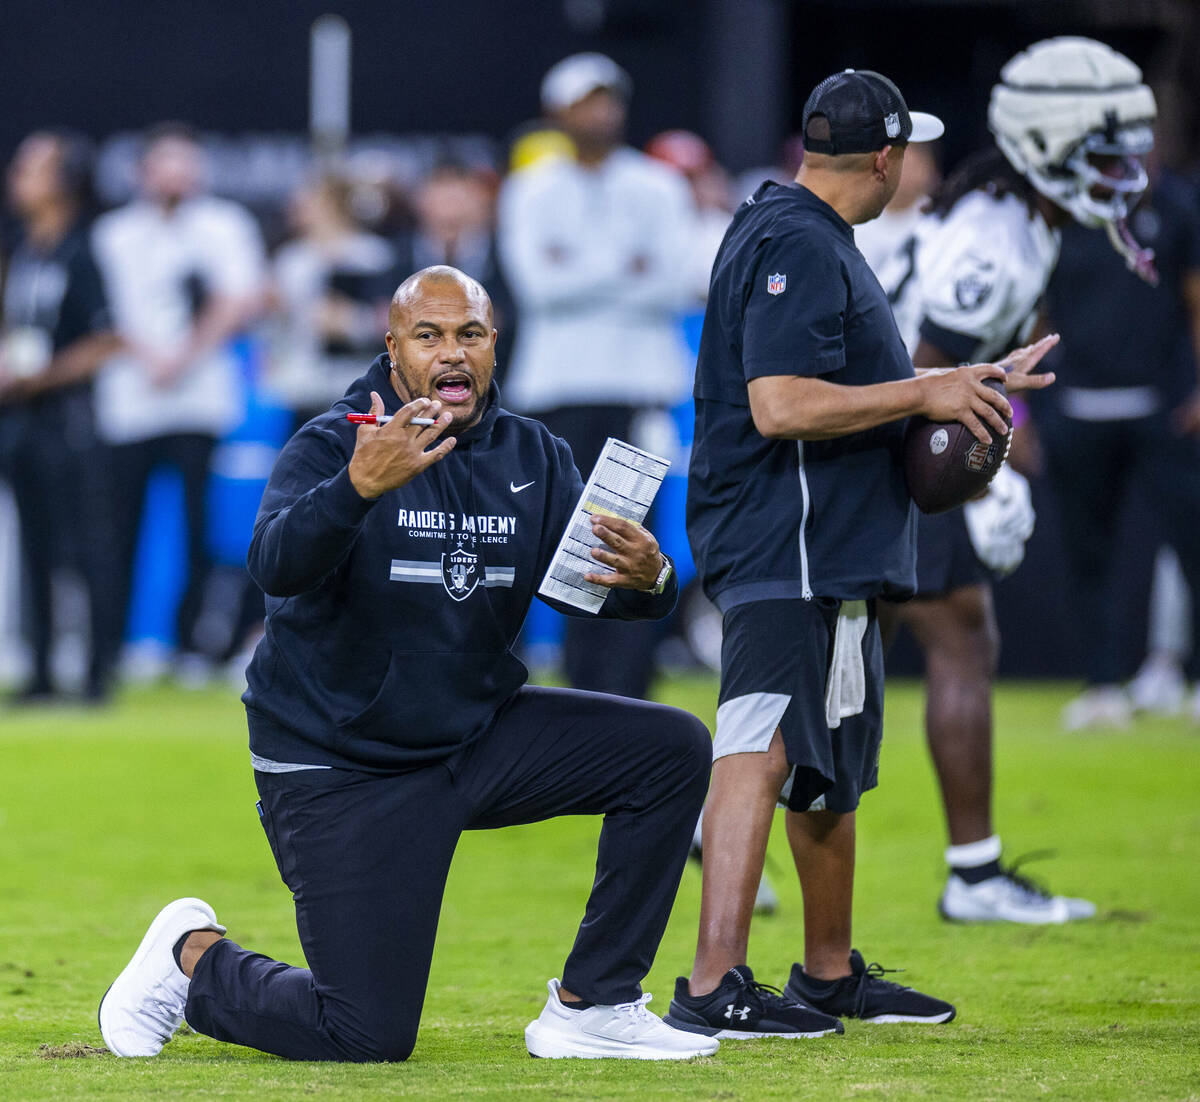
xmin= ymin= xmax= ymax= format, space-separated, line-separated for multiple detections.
xmin=348 ymin=391 xmax=456 ymax=500
xmin=585 ymin=516 xmax=664 ymax=591
xmin=997 ymin=332 xmax=1059 ymax=392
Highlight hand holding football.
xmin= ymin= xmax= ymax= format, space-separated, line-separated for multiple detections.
xmin=904 ymin=377 xmax=1013 ymax=514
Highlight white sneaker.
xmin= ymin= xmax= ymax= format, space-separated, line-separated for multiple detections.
xmin=939 ymin=872 xmax=1094 ymax=924
xmin=174 ymin=653 xmax=214 ymax=692
xmin=1061 ymin=895 xmax=1098 ymax=920
xmin=525 ymin=978 xmax=719 ymax=1060
xmin=99 ymin=898 xmax=225 ymax=1057
xmin=1062 ymin=686 xmax=1132 ymax=732
xmin=1128 ymin=655 xmax=1186 ymax=715
xmin=120 ymin=639 xmax=172 ymax=686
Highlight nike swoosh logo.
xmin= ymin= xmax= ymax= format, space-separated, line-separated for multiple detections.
xmin=510 ymin=481 xmax=535 ymax=493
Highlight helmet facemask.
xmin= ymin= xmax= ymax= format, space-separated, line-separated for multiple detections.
xmin=988 ymin=37 xmax=1159 ymax=284
xmin=1061 ymin=122 xmax=1158 ymax=284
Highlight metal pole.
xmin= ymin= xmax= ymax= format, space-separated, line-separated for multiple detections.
xmin=310 ymin=14 xmax=351 ymax=159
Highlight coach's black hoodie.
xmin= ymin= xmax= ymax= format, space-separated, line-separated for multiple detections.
xmin=243 ymin=355 xmax=676 ymax=772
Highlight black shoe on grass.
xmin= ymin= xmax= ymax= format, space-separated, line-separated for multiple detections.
xmin=664 ymin=965 xmax=843 ymax=1039
xmin=784 ymin=950 xmax=955 ymax=1024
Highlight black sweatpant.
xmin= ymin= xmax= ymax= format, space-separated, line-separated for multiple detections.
xmin=109 ymin=432 xmax=216 ymax=655
xmin=537 ymin=405 xmax=664 ymax=700
xmin=1040 ymin=404 xmax=1200 ymax=684
xmin=186 ymin=686 xmax=712 ymax=1062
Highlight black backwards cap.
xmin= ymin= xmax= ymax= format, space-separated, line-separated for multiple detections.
xmin=802 ymin=69 xmax=944 ymax=155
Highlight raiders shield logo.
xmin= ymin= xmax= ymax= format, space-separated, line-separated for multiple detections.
xmin=441 ymin=546 xmax=480 ymax=601
xmin=953 ymin=256 xmax=996 ymax=311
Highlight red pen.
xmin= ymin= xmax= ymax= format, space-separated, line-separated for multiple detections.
xmin=347 ymin=413 xmax=437 ymax=426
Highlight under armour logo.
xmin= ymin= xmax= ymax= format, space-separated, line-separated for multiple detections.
xmin=723 ymin=1004 xmax=752 ymax=1021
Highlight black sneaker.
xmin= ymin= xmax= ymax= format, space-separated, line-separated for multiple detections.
xmin=664 ymin=965 xmax=843 ymax=1039
xmin=784 ymin=950 xmax=955 ymax=1024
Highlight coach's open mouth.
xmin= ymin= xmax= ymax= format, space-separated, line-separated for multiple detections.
xmin=435 ymin=373 xmax=473 ymax=404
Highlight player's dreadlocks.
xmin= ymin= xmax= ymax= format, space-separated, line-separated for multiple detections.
xmin=926 ymin=147 xmax=1039 ymax=221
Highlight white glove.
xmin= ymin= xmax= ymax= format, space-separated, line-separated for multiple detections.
xmin=963 ymin=465 xmax=1035 ymax=576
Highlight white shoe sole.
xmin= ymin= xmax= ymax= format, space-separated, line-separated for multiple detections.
xmin=712 ymin=1026 xmax=839 ymax=1039
xmin=941 ymin=911 xmax=1069 ymax=925
xmin=939 ymin=898 xmax=1072 ymax=925
xmin=861 ymin=1011 xmax=955 ymax=1024
xmin=99 ymin=898 xmax=224 ymax=1057
xmin=524 ymin=1020 xmax=717 ymax=1060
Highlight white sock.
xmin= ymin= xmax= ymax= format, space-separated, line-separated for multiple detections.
xmin=945 ymin=834 xmax=1002 ymax=869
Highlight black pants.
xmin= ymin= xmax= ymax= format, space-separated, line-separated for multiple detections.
xmin=1040 ymin=404 xmax=1200 ymax=683
xmin=109 ymin=433 xmax=216 ymax=656
xmin=0 ymin=391 xmax=121 ymax=693
xmin=186 ymin=686 xmax=712 ymax=1062
xmin=537 ymin=405 xmax=664 ymax=700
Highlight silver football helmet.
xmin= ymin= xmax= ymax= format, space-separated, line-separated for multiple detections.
xmin=989 ymin=37 xmax=1158 ymax=281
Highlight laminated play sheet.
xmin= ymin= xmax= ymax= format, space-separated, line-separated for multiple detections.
xmin=538 ymin=437 xmax=671 ymax=613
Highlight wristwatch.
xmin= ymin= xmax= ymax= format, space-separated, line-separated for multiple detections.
xmin=645 ymin=554 xmax=673 ymax=595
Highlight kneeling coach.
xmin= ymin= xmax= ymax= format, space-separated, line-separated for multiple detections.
xmin=99 ymin=265 xmax=715 ymax=1063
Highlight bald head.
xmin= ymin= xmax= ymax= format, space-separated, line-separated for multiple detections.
xmin=389 ymin=265 xmax=493 ymax=333
xmin=383 ymin=264 xmax=498 ymax=432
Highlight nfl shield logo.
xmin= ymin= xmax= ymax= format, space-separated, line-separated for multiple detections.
xmin=964 ymin=441 xmax=996 ymax=474
xmin=767 ymin=272 xmax=786 ymax=296
xmin=441 ymin=545 xmax=480 ymax=601
xmin=884 ymin=112 xmax=901 ymax=138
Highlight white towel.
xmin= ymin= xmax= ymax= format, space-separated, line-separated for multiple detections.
xmin=824 ymin=599 xmax=868 ymax=729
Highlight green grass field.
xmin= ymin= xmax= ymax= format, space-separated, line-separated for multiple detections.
xmin=1 ymin=676 xmax=1197 ymax=1100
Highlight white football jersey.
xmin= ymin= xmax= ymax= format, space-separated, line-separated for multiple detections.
xmin=873 ymin=189 xmax=1060 ymax=362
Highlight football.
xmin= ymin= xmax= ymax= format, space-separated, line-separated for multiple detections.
xmin=904 ymin=377 xmax=1012 ymax=514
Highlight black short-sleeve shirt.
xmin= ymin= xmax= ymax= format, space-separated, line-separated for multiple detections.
xmin=686 ymin=182 xmax=917 ymax=608
xmin=2 ymin=221 xmax=112 ymax=353
xmin=1045 ymin=173 xmax=1200 ymax=402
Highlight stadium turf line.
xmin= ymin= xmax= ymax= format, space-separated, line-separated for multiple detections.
xmin=0 ymin=677 xmax=1196 ymax=1099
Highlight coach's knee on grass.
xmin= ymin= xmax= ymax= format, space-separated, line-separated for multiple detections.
xmin=336 ymin=1019 xmax=419 ymax=1063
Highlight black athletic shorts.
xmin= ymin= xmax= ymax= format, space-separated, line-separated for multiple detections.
xmin=914 ymin=510 xmax=991 ymax=597
xmin=716 ymin=598 xmax=884 ymax=814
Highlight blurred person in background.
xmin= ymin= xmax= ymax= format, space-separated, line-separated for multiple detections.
xmin=91 ymin=123 xmax=266 ymax=685
xmin=874 ymin=37 xmax=1157 ymax=922
xmin=1039 ymin=157 xmax=1200 ymax=728
xmin=1127 ymin=546 xmax=1193 ymax=718
xmin=394 ymin=160 xmax=515 ymax=380
xmin=340 ymin=152 xmax=414 ymax=239
xmin=645 ymin=129 xmax=736 ymax=304
xmin=499 ymin=53 xmax=695 ymax=700
xmin=267 ymin=172 xmax=396 ymax=432
xmin=0 ymin=131 xmax=122 ymax=702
